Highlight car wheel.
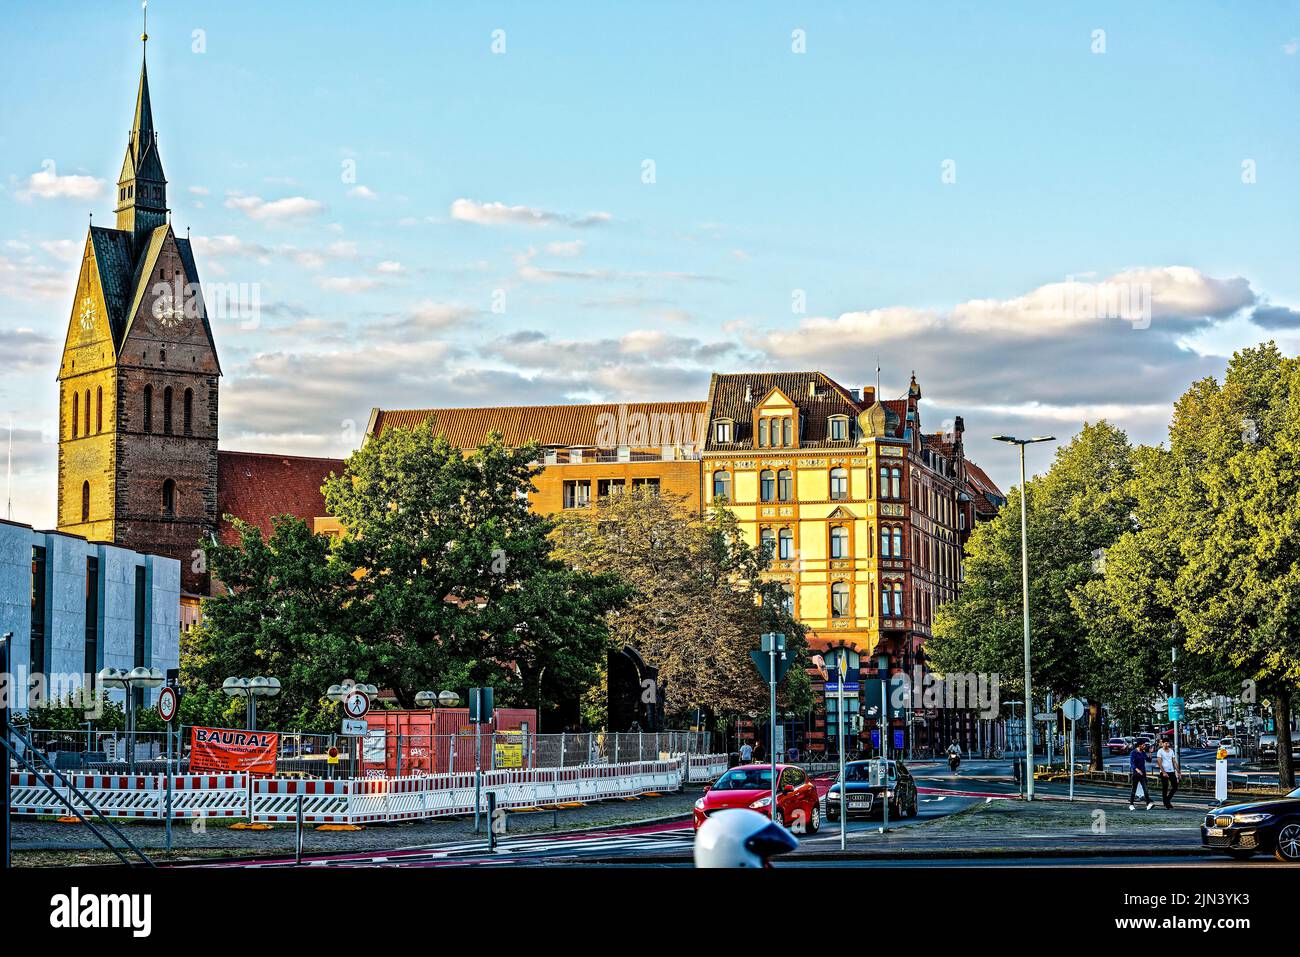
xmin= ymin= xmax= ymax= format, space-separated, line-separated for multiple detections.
xmin=808 ymin=803 xmax=821 ymax=834
xmin=1275 ymin=823 xmax=1300 ymax=863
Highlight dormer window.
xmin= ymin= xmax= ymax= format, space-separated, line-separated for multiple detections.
xmin=829 ymin=415 xmax=849 ymax=441
xmin=714 ymin=418 xmax=733 ymax=443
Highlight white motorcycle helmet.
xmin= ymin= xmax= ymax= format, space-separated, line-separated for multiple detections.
xmin=694 ymin=808 xmax=799 ymax=868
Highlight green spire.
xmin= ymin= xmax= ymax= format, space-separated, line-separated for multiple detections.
xmin=115 ymin=30 xmax=167 ymax=243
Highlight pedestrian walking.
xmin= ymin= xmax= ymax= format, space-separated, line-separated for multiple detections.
xmin=1129 ymin=741 xmax=1154 ymax=810
xmin=739 ymin=741 xmax=754 ymax=764
xmin=1156 ymin=739 xmax=1181 ymax=808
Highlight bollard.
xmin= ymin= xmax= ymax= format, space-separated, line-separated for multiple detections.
xmin=295 ymin=793 xmax=304 ymax=864
xmin=487 ymin=791 xmax=498 ymax=851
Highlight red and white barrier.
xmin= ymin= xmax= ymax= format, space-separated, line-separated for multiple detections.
xmin=7 ymin=771 xmax=249 ymax=819
xmin=10 ymin=756 xmax=686 ymax=825
xmin=685 ymin=754 xmax=728 ymax=783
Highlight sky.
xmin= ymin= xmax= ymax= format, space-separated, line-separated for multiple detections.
xmin=2 ymin=0 xmax=1299 ymax=527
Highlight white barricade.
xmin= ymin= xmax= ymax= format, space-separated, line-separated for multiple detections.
xmin=686 ymin=754 xmax=728 ymax=783
xmin=8 ymin=771 xmax=249 ymax=819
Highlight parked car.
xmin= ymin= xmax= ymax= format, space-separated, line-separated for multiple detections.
xmin=1201 ymin=787 xmax=1300 ymax=862
xmin=825 ymin=759 xmax=919 ymax=821
xmin=1217 ymin=737 xmax=1239 ymax=757
xmin=694 ymin=764 xmax=821 ymax=833
xmin=1107 ymin=738 xmax=1132 ymax=755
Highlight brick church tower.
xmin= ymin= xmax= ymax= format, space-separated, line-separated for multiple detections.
xmin=56 ymin=31 xmax=220 ymax=594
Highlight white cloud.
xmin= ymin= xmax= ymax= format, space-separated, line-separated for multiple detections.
xmin=39 ymin=239 xmax=81 ymax=262
xmin=450 ymin=198 xmax=612 ymax=229
xmin=546 ymin=240 xmax=585 ymax=257
xmin=349 ymin=185 xmax=379 ymax=200
xmin=188 ymin=186 xmax=211 ymax=196
xmin=16 ymin=167 xmax=104 ymax=202
xmin=316 ymin=275 xmax=381 ymax=294
xmin=225 ymin=193 xmax=325 ymax=222
xmin=1284 ymin=38 xmax=1298 ymax=55
xmin=375 ymin=260 xmax=404 ymax=273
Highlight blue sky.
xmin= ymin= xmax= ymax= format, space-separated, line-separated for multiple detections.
xmin=3 ymin=1 xmax=1299 ymax=524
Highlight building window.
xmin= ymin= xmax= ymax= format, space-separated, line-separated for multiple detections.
xmin=183 ymin=388 xmax=193 ymax=434
xmin=778 ymin=527 xmax=794 ymax=560
xmin=96 ymin=387 xmax=103 ymax=433
xmin=892 ymin=582 xmax=903 ymax=618
xmin=712 ymin=469 xmax=731 ymax=501
xmin=831 ymin=581 xmax=849 ymax=618
xmin=880 ymin=525 xmax=891 ymax=558
xmin=758 ymin=418 xmax=770 ymax=448
xmin=881 ymin=584 xmax=891 ymax=616
xmin=162 ymin=478 xmax=176 ymax=516
xmin=81 ymin=481 xmax=90 ymax=523
xmin=562 ymin=480 xmax=591 ymax=509
xmin=829 ymin=416 xmax=848 ymax=441
xmin=829 ymin=467 xmax=848 ymax=500
xmin=777 ymin=469 xmax=793 ymax=502
xmin=830 ymin=524 xmax=848 ymax=559
xmin=891 ymin=467 xmax=902 ymax=499
xmin=780 ymin=583 xmax=795 ymax=616
xmin=143 ymin=385 xmax=153 ymax=433
xmin=30 ymin=545 xmax=47 ymax=682
xmin=72 ymin=392 xmax=79 ymax=438
xmin=597 ymin=478 xmax=626 ymax=499
xmin=759 ymin=526 xmax=776 ymax=558
xmin=713 ymin=419 xmax=732 ymax=443
xmin=760 ymin=469 xmax=776 ymax=502
xmin=84 ymin=556 xmax=100 ymax=676
xmin=163 ymin=386 xmax=173 ymax=434
xmin=84 ymin=390 xmax=91 ymax=435
xmin=892 ymin=527 xmax=903 ymax=558
xmin=632 ymin=477 xmax=660 ymax=493
xmin=782 ymin=417 xmax=793 ymax=447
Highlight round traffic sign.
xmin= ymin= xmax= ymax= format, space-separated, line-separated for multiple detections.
xmin=1062 ymin=697 xmax=1086 ymax=721
xmin=157 ymin=685 xmax=178 ymax=722
xmin=342 ymin=689 xmax=370 ymax=719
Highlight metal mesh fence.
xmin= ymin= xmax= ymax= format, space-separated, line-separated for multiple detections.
xmin=14 ymin=727 xmax=718 ymax=778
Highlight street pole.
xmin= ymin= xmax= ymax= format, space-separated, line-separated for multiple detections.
xmin=838 ymin=651 xmax=846 ymax=850
xmin=1068 ymin=713 xmax=1076 ymax=801
xmin=1017 ymin=443 xmax=1035 ymax=801
xmin=474 ymin=718 xmax=482 ymax=834
xmin=2 ymin=632 xmax=11 ymax=870
xmin=1172 ymin=645 xmax=1180 ymax=763
xmin=881 ymin=670 xmax=889 ymax=832
xmin=769 ymin=641 xmax=777 ymax=822
xmin=1046 ymin=692 xmax=1054 ymax=768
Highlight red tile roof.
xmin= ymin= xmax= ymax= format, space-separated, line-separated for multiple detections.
xmin=370 ymin=401 xmax=708 ymax=451
xmin=216 ymin=450 xmax=346 ymax=545
xmin=964 ymin=460 xmax=1007 ymax=516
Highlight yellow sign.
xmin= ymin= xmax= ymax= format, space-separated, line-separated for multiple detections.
xmin=494 ymin=742 xmax=523 ymax=768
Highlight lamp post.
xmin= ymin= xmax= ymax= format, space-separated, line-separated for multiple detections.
xmin=414 ymin=690 xmax=460 ymax=774
xmin=101 ymin=666 xmax=164 ymax=772
xmin=991 ymin=434 xmax=1056 ymax=801
xmin=878 ymin=651 xmax=890 ymax=832
xmin=223 ymin=675 xmax=281 ymax=731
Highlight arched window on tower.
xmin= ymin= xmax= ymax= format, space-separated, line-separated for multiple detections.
xmin=81 ymin=481 xmax=90 ymax=523
xmin=162 ymin=479 xmax=176 ymax=517
xmin=183 ymin=388 xmax=193 ymax=435
xmin=96 ymin=387 xmax=103 ymax=433
xmin=163 ymin=386 xmax=173 ymax=435
xmin=72 ymin=392 xmax=79 ymax=438
xmin=143 ymin=385 xmax=153 ymax=433
xmin=84 ymin=390 xmax=90 ymax=435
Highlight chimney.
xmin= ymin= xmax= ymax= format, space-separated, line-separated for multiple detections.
xmin=808 ymin=380 xmax=817 ymax=398
xmin=861 ymin=387 xmax=875 ymax=404
xmin=849 ymin=388 xmax=861 ymax=402
xmin=744 ymin=383 xmax=753 ymax=403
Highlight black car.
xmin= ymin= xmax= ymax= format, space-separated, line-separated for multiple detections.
xmin=1200 ymin=787 xmax=1300 ymax=862
xmin=825 ymin=759 xmax=919 ymax=821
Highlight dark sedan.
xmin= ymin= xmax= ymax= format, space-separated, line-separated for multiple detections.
xmin=825 ymin=759 xmax=918 ymax=821
xmin=1201 ymin=787 xmax=1300 ymax=862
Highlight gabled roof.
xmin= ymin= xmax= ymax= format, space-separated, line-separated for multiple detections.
xmin=216 ymin=450 xmax=347 ymax=546
xmin=87 ymin=226 xmax=137 ymax=341
xmin=703 ymin=371 xmax=866 ymax=451
xmin=964 ymin=460 xmax=1007 ymax=516
xmin=371 ymin=401 xmax=707 ymax=450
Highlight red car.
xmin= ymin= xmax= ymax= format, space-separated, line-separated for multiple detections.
xmin=693 ymin=764 xmax=821 ymax=833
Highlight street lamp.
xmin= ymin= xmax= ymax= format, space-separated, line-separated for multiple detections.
xmin=101 ymin=666 xmax=163 ymax=771
xmin=991 ymin=434 xmax=1056 ymax=800
xmin=223 ymin=674 xmax=280 ymax=731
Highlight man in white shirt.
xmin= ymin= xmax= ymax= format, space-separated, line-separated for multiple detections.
xmin=1155 ymin=739 xmax=1181 ymax=808
xmin=739 ymin=742 xmax=754 ymax=764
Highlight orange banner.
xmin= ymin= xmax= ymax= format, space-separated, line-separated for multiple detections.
xmin=189 ymin=726 xmax=279 ymax=775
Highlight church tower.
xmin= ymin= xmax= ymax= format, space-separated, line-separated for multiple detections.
xmin=57 ymin=27 xmax=221 ymax=594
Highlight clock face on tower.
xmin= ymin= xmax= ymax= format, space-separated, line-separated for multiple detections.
xmin=153 ymin=286 xmax=185 ymax=331
xmin=78 ymin=296 xmax=96 ymax=336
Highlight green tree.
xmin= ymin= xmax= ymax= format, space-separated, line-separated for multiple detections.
xmin=1166 ymin=344 xmax=1300 ymax=785
xmin=552 ymin=488 xmax=812 ymax=725
xmin=323 ymin=424 xmax=623 ymax=722
xmin=931 ymin=422 xmax=1137 ymax=766
xmin=189 ymin=515 xmax=360 ymax=733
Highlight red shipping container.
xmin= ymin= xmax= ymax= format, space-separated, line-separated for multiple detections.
xmin=362 ymin=708 xmax=538 ymax=777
